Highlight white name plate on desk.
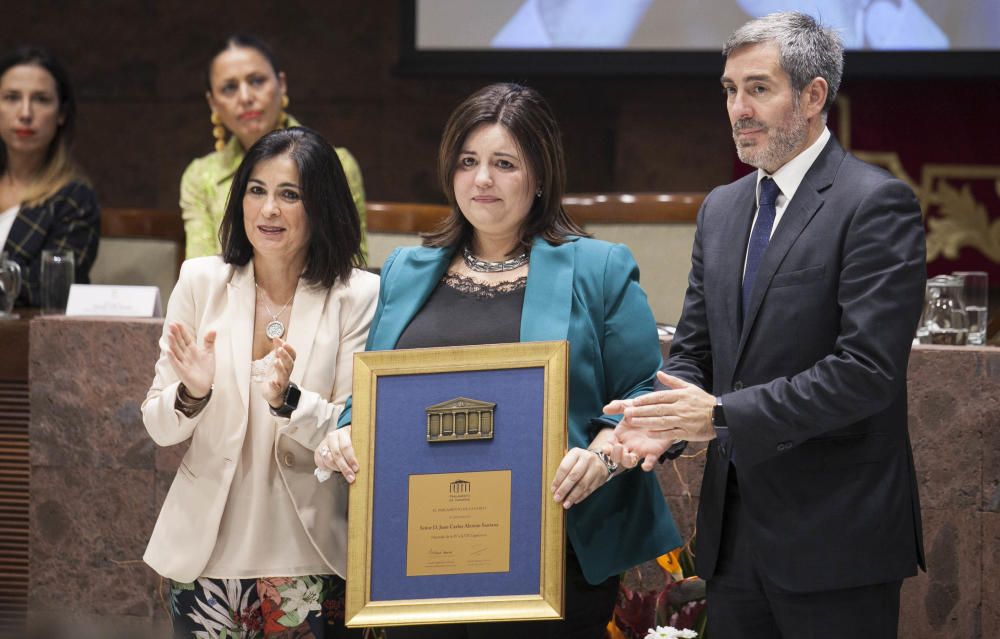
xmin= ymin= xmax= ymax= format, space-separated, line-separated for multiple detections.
xmin=66 ymin=284 xmax=162 ymax=317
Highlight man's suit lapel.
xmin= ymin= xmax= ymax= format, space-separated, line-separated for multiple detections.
xmin=227 ymin=263 xmax=256 ymax=410
xmin=736 ymin=137 xmax=844 ymax=360
xmin=521 ymin=237 xmax=573 ymax=342
xmin=720 ymin=182 xmax=757 ymax=346
xmin=373 ymin=246 xmax=452 ymax=349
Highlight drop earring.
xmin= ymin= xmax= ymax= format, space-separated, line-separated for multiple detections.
xmin=211 ymin=112 xmax=226 ymax=152
xmin=280 ymin=94 xmax=290 ymax=128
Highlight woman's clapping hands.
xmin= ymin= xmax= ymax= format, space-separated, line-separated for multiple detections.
xmin=166 ymin=322 xmax=216 ymax=397
xmin=262 ymin=337 xmax=297 ymax=409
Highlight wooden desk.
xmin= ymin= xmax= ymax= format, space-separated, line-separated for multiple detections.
xmin=0 ymin=309 xmax=39 ymax=635
xmin=0 ymin=309 xmax=39 ymax=382
xmin=14 ymin=319 xmax=999 ymax=638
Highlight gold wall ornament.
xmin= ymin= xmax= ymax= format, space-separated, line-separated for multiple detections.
xmin=922 ymin=166 xmax=1000 ymax=263
xmin=836 ymin=94 xmax=852 ymax=152
xmin=853 ymin=151 xmax=920 ymax=195
xmin=425 ymin=396 xmax=496 ymax=442
xmin=838 ymin=93 xmax=1000 ymax=266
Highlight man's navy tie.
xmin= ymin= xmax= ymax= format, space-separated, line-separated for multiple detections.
xmin=722 ymin=178 xmax=780 ymax=463
xmin=742 ymin=177 xmax=781 ymax=319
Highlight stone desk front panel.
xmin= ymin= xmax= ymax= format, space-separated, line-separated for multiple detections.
xmin=29 ymin=316 xmax=183 ymax=637
xmin=23 ymin=319 xmax=1000 ymax=638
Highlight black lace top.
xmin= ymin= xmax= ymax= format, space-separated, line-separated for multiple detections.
xmin=395 ymin=272 xmax=527 ymax=349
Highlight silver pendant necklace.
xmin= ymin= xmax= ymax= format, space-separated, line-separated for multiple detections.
xmin=462 ymin=245 xmax=529 ymax=272
xmin=255 ymin=282 xmax=294 ymax=339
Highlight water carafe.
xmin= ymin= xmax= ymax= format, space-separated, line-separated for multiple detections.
xmin=0 ymin=252 xmax=21 ymax=318
xmin=921 ymin=275 xmax=968 ymax=345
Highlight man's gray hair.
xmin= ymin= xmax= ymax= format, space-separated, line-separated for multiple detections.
xmin=723 ymin=12 xmax=844 ymax=114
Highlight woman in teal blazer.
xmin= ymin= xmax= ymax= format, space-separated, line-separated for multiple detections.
xmin=318 ymin=83 xmax=680 ymax=638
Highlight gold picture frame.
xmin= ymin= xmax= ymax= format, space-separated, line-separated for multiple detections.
xmin=345 ymin=341 xmax=568 ymax=627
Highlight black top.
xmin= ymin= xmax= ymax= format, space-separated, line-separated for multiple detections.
xmin=395 ymin=272 xmax=527 ymax=349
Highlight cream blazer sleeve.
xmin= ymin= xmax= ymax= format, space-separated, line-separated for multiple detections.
xmin=141 ymin=257 xmax=218 ymax=447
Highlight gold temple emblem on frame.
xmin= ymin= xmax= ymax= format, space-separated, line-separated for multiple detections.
xmin=425 ymin=397 xmax=497 ymax=442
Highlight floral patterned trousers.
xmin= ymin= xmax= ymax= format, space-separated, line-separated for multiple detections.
xmin=169 ymin=575 xmax=358 ymax=638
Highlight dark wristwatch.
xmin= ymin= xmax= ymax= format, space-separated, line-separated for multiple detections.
xmin=270 ymin=382 xmax=301 ymax=418
xmin=712 ymin=396 xmax=727 ymax=428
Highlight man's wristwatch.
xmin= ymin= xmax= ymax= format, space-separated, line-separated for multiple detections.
xmin=590 ymin=449 xmax=619 ymax=476
xmin=270 ymin=382 xmax=301 ymax=418
xmin=712 ymin=396 xmax=727 ymax=428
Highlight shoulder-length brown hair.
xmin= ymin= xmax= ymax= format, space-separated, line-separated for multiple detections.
xmin=219 ymin=127 xmax=364 ymax=288
xmin=423 ymin=82 xmax=588 ymax=253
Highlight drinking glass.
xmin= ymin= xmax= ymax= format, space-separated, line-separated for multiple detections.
xmin=0 ymin=251 xmax=21 ymax=318
xmin=953 ymin=271 xmax=988 ymax=345
xmin=41 ymin=249 xmax=75 ymax=314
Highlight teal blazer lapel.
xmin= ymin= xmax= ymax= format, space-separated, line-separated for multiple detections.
xmin=521 ymin=237 xmax=574 ymax=342
xmin=373 ymin=246 xmax=453 ymax=349
xmin=372 ymin=238 xmax=575 ymax=349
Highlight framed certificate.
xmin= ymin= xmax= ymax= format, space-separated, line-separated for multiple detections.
xmin=345 ymin=341 xmax=568 ymax=627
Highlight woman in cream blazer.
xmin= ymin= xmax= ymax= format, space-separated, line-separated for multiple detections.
xmin=143 ymin=127 xmax=375 ymax=638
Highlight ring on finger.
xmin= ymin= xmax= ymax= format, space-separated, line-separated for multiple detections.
xmin=319 ymin=445 xmax=332 ymax=459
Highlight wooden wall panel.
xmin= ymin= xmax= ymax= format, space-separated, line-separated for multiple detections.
xmin=0 ymin=381 xmax=29 ymax=637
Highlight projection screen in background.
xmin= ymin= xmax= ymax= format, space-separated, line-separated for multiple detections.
xmin=407 ymin=0 xmax=1000 ymax=75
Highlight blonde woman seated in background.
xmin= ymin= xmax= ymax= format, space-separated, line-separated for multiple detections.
xmin=144 ymin=127 xmax=376 ymax=638
xmin=181 ymin=34 xmax=367 ymax=260
xmin=0 ymin=46 xmax=98 ymax=306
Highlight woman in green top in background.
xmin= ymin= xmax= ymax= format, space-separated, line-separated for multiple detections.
xmin=181 ymin=34 xmax=367 ymax=259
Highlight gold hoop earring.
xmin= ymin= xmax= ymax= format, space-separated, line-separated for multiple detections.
xmin=280 ymin=94 xmax=290 ymax=128
xmin=210 ymin=112 xmax=226 ymax=152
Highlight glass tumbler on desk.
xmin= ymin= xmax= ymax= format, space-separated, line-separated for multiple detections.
xmin=0 ymin=251 xmax=21 ymax=318
xmin=953 ymin=271 xmax=988 ymax=345
xmin=921 ymin=275 xmax=968 ymax=345
xmin=41 ymin=249 xmax=74 ymax=314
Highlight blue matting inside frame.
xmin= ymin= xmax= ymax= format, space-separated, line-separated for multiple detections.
xmin=369 ymin=367 xmax=545 ymax=601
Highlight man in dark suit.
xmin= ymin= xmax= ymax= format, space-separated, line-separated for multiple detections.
xmin=605 ymin=11 xmax=926 ymax=639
